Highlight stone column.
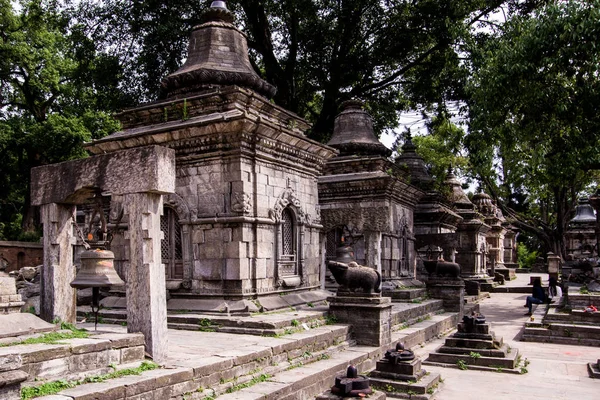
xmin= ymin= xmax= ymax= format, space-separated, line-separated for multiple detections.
xmin=365 ymin=231 xmax=382 ymax=276
xmin=123 ymin=193 xmax=168 ymax=363
xmin=547 ymin=252 xmax=561 ymax=281
xmin=40 ymin=203 xmax=76 ymax=324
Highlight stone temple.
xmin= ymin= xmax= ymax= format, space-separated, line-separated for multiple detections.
xmin=27 ymin=1 xmax=517 ymax=362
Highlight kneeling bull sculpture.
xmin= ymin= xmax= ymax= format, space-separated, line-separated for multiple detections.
xmin=328 ymin=260 xmax=381 ymax=294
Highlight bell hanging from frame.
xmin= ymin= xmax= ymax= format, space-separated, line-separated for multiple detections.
xmin=70 ymin=248 xmax=124 ymax=289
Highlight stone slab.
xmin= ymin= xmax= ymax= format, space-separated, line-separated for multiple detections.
xmin=0 ymin=313 xmax=56 ymax=339
xmin=31 ymin=145 xmax=175 ymax=205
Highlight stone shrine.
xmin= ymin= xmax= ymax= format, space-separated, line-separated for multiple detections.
xmin=318 ymin=102 xmax=423 ymax=294
xmin=84 ymin=2 xmax=336 ymax=312
xmin=369 ymin=342 xmax=441 ymax=399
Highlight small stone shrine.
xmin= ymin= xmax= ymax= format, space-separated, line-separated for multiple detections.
xmin=369 ymin=342 xmax=441 ymax=399
xmin=444 ymin=170 xmax=490 ymax=280
xmin=316 ymin=365 xmax=384 ymax=399
xmin=565 ymin=197 xmax=597 ymax=259
xmin=318 ymin=102 xmax=424 ymax=292
xmin=425 ymin=313 xmax=520 ymax=373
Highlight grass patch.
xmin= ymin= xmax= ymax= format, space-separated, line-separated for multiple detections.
xmin=21 ymin=361 xmax=159 ymax=399
xmin=2 ymin=323 xmax=89 ymax=348
xmin=456 ymin=359 xmax=468 ymax=370
xmin=225 ymin=373 xmax=271 ymax=393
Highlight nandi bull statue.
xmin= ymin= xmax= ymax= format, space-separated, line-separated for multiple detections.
xmin=328 ymin=260 xmax=382 ymax=295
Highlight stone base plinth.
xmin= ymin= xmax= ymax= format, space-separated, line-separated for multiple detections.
xmin=370 ymin=358 xmax=426 ymax=381
xmin=328 ymin=295 xmax=392 ymax=347
xmin=370 ymin=372 xmax=441 ymax=399
xmin=426 ymin=278 xmax=464 ymax=314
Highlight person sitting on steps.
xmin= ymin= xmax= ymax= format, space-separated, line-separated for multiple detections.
xmin=524 ymin=279 xmax=545 ymax=315
xmin=547 ymin=277 xmax=562 ymax=304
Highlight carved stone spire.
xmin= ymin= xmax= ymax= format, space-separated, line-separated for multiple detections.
xmin=444 ymin=167 xmax=473 ymax=210
xmin=160 ymin=1 xmax=276 ymax=99
xmin=327 ymin=100 xmax=391 ymax=157
xmin=395 ymin=130 xmax=432 ymax=187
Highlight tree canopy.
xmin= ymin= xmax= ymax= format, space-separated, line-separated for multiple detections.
xmin=1 ymin=0 xmax=597 ymax=257
xmin=0 ymin=0 xmax=121 ymax=238
xmin=464 ymin=0 xmax=600 ymax=256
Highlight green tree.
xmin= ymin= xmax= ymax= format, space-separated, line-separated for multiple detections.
xmin=77 ymin=0 xmax=545 ymax=141
xmin=0 ymin=0 xmax=121 ymax=238
xmin=465 ymin=0 xmax=600 ymax=257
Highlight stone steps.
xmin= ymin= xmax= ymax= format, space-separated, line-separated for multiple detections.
xmin=392 ymin=312 xmax=459 ymax=350
xmin=522 ymin=323 xmax=600 ymax=346
xmin=32 ymin=325 xmax=369 ymax=400
xmin=0 ymin=331 xmax=146 ymax=386
xmin=390 ymin=299 xmax=444 ymax=327
xmin=78 ymin=307 xmax=331 ymax=337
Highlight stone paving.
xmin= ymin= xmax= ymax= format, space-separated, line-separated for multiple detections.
xmin=414 ymin=274 xmax=600 ymax=400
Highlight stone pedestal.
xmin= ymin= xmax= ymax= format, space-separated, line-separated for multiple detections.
xmin=328 ymin=293 xmax=391 ymax=347
xmin=0 ymin=277 xmax=24 ymax=314
xmin=588 ymin=359 xmax=600 ymax=379
xmin=426 ymin=277 xmax=464 ymax=315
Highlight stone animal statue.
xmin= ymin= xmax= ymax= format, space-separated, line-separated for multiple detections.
xmin=327 ymin=260 xmax=381 ymax=294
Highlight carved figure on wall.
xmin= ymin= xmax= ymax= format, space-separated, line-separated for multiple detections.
xmin=231 ymin=192 xmax=251 ymax=213
xmin=327 ymin=260 xmax=381 ymax=294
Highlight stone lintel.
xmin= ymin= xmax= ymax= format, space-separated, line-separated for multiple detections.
xmin=31 ymin=146 xmax=175 ymax=205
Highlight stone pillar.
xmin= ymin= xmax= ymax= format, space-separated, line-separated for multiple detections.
xmin=40 ymin=203 xmax=76 ymax=324
xmin=123 ymin=193 xmax=168 ymax=363
xmin=427 ymin=277 xmax=464 ymax=315
xmin=547 ymin=252 xmax=561 ymax=281
xmin=365 ymin=231 xmax=382 ymax=277
xmin=328 ymin=294 xmax=392 ymax=347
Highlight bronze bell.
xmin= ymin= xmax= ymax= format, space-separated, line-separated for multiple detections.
xmin=70 ymin=249 xmax=124 ymax=289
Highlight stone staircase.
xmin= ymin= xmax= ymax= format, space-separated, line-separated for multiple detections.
xmin=38 ymin=296 xmax=464 ymax=400
xmin=521 ymin=291 xmax=600 ymax=347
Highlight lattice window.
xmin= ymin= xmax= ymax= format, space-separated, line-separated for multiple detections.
xmin=282 ymin=208 xmax=294 ymax=256
xmin=160 ymin=212 xmax=170 ymax=260
xmin=398 ymin=226 xmax=408 ymax=274
xmin=326 ymin=230 xmax=338 ymax=259
xmin=161 ymin=207 xmax=183 ymax=280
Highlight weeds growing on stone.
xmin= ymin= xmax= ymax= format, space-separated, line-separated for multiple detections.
xmin=21 ymin=361 xmax=159 ymax=399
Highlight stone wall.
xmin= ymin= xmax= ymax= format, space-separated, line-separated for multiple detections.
xmin=0 ymin=242 xmax=43 ymax=274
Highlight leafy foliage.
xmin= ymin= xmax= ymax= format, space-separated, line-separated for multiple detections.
xmin=465 ymin=0 xmax=600 ymax=256
xmin=0 ymin=0 xmax=121 ymax=238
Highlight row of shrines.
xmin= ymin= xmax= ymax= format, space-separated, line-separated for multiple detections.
xmin=79 ymin=2 xmax=517 ymax=312
xmin=32 ymin=1 xmax=518 ymax=330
